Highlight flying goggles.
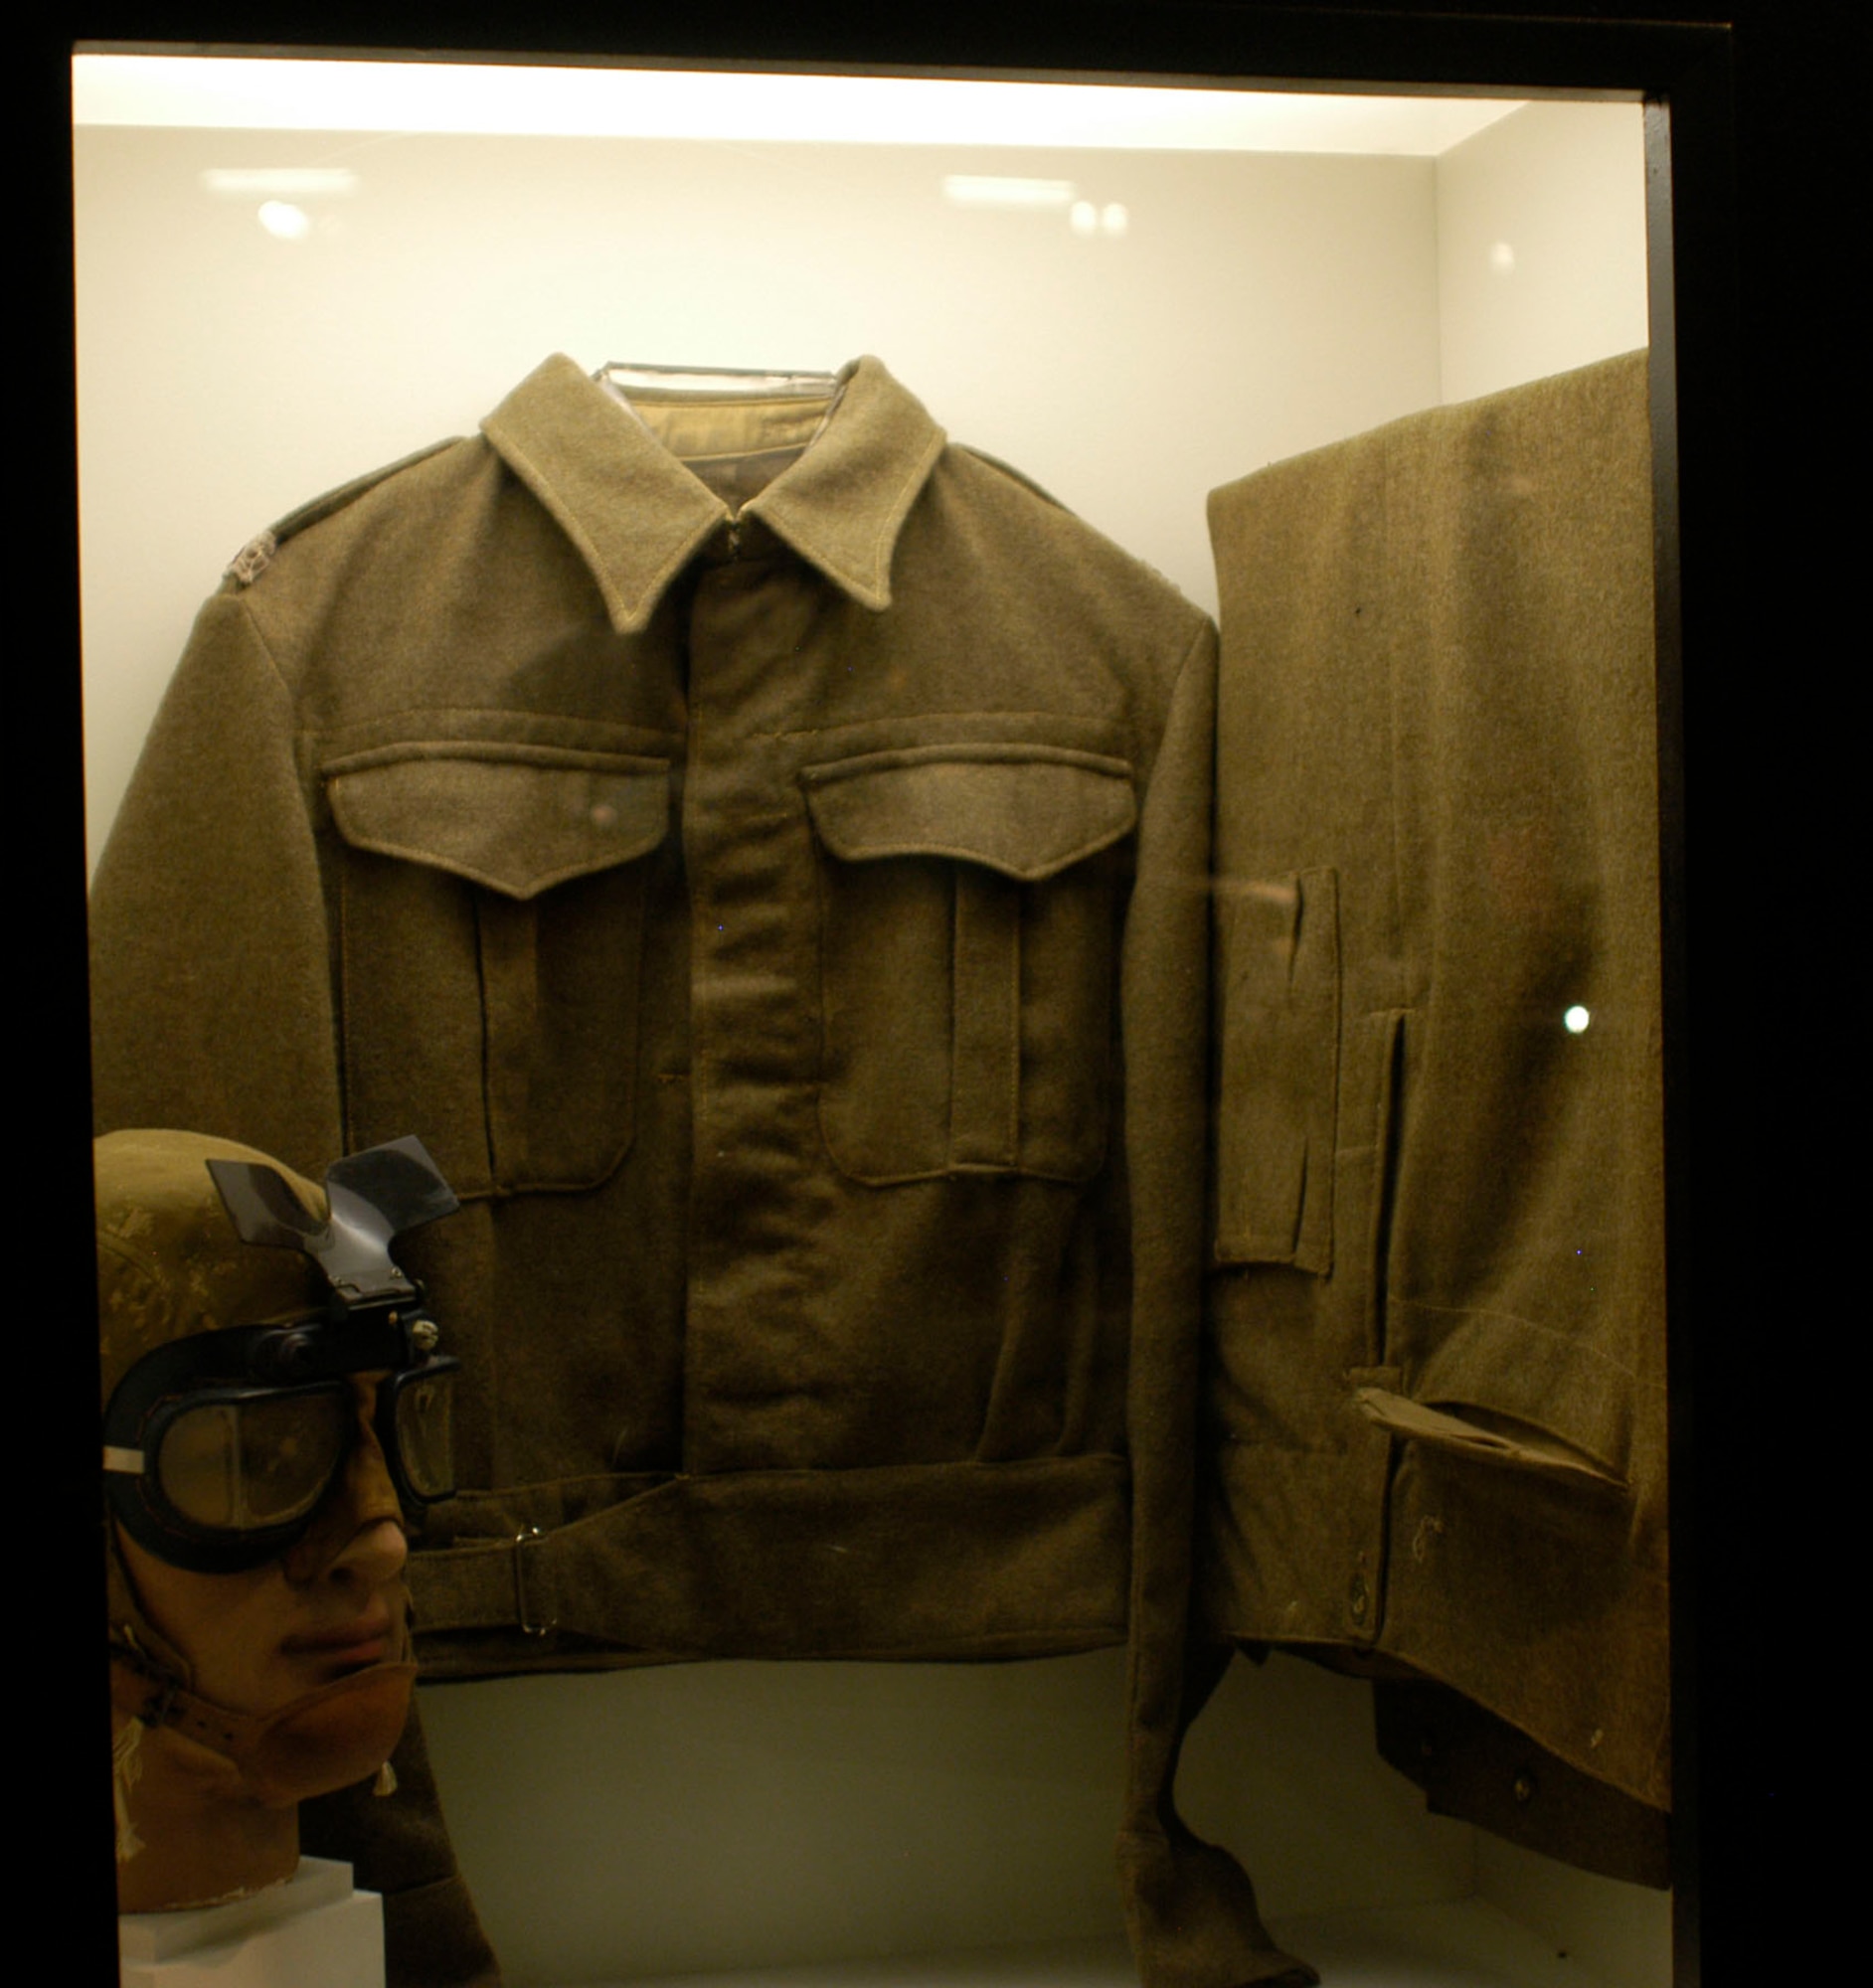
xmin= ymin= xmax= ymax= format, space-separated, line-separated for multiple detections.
xmin=102 ymin=1136 xmax=461 ymax=1574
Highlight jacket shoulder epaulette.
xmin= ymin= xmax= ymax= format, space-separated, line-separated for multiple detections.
xmin=953 ymin=443 xmax=1072 ymax=515
xmin=223 ymin=435 xmax=461 ymax=586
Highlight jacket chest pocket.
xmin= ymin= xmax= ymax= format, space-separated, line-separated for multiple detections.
xmin=327 ymin=751 xmax=671 ymax=1196
xmin=801 ymin=746 xmax=1135 ymax=1185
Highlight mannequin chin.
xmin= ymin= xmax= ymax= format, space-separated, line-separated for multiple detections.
xmin=112 ymin=1377 xmax=418 ymax=1914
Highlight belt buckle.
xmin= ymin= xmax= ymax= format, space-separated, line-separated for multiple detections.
xmin=511 ymin=1526 xmax=557 ymax=1637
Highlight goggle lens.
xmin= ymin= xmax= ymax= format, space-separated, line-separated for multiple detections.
xmin=393 ymin=1368 xmax=455 ymax=1502
xmin=155 ymin=1390 xmax=350 ymax=1532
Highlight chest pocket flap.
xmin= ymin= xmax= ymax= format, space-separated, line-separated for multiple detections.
xmin=328 ymin=753 xmax=670 ymax=900
xmin=801 ymin=747 xmax=1135 ymax=881
xmin=326 ymin=750 xmax=671 ymax=1195
xmin=802 ymin=746 xmax=1134 ymax=1185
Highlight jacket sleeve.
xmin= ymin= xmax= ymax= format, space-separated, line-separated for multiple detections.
xmin=1118 ymin=613 xmax=1214 ymax=1754
xmin=89 ymin=589 xmax=504 ymax=1985
xmin=88 ymin=588 xmax=344 ymax=1176
xmin=1115 ymin=617 xmax=1313 ymax=1988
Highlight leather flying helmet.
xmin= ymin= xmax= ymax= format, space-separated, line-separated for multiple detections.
xmin=99 ymin=1130 xmax=461 ymax=1574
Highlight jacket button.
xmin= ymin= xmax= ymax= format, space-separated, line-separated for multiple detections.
xmin=1347 ymin=1574 xmax=1370 ymax=1623
xmin=1512 ymin=1770 xmax=1538 ymax=1804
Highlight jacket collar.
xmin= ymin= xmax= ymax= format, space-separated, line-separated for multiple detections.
xmin=481 ymin=354 xmax=946 ymax=634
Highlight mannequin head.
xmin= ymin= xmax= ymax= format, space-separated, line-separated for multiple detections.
xmin=99 ymin=1130 xmax=458 ymax=1912
xmin=114 ymin=1372 xmax=410 ymax=1722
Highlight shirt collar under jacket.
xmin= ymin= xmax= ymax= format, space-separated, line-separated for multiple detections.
xmin=478 ymin=354 xmax=949 ymax=636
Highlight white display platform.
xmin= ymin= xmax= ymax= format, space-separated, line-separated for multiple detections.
xmin=118 ymin=1856 xmax=384 ymax=1988
xmin=591 ymin=1903 xmax=1611 ymax=1988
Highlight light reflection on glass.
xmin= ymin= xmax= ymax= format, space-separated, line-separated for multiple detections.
xmin=256 ymin=200 xmax=311 ymax=240
xmin=941 ymin=175 xmax=1075 ymax=210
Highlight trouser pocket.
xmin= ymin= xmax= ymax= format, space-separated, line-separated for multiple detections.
xmin=1213 ymin=866 xmax=1340 ymax=1269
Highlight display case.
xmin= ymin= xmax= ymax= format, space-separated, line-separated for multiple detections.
xmin=57 ymin=7 xmax=1813 ymax=1985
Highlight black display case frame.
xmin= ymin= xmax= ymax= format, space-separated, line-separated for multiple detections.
xmin=42 ymin=6 xmax=1846 ymax=1981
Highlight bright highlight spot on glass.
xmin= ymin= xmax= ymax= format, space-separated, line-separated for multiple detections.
xmin=1101 ymin=202 xmax=1129 ymax=236
xmin=1070 ymin=200 xmax=1099 ymax=237
xmin=203 ymin=167 xmax=358 ymax=198
xmin=942 ymin=175 xmax=1075 ymax=210
xmin=256 ymin=200 xmax=311 ymax=240
xmin=1564 ymin=1005 xmax=1591 ymax=1034
xmin=1489 ymin=240 xmax=1516 ymax=274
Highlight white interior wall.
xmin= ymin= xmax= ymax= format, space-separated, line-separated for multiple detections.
xmin=76 ymin=73 xmax=1662 ymax=1988
xmin=1474 ymin=1837 xmax=1672 ymax=1988
xmin=1435 ymin=99 xmax=1650 ymax=404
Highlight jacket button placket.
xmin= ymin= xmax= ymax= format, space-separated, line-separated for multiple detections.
xmin=680 ymin=526 xmax=844 ymax=1476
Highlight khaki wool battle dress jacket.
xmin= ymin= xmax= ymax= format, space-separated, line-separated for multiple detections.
xmin=90 ymin=356 xmax=1303 ymax=1988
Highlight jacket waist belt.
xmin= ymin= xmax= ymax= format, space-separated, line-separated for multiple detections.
xmin=411 ymin=1453 xmax=1131 ymax=1663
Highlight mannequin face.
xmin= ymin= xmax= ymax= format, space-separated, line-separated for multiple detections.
xmin=116 ymin=1374 xmax=410 ymax=1718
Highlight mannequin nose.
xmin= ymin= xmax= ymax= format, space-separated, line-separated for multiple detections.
xmin=332 ymin=1431 xmax=410 ymax=1583
xmin=336 ymin=1511 xmax=411 ymax=1585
